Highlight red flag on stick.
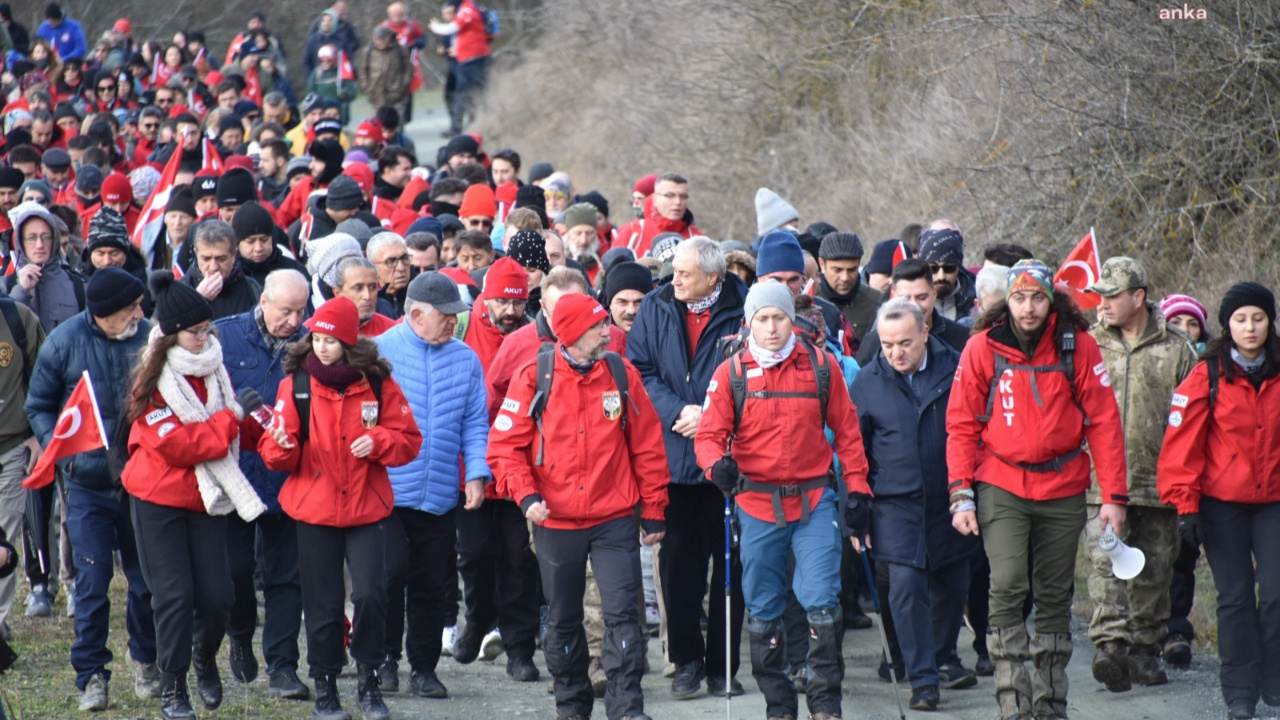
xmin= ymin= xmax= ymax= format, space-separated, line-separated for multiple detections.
xmin=131 ymin=134 xmax=185 ymax=246
xmin=202 ymin=138 xmax=224 ymax=174
xmin=409 ymin=49 xmax=424 ymax=93
xmin=892 ymin=241 xmax=910 ymax=269
xmin=23 ymin=372 xmax=110 ymax=490
xmin=1054 ymin=228 xmax=1102 ymax=310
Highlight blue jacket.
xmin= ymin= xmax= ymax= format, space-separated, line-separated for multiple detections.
xmin=376 ymin=323 xmax=490 ymax=514
xmin=24 ymin=312 xmax=150 ymax=493
xmin=36 ymin=18 xmax=87 ymax=61
xmin=627 ymin=274 xmax=747 ymax=484
xmin=216 ymin=310 xmax=306 ymax=513
xmin=849 ymin=336 xmax=975 ymax=569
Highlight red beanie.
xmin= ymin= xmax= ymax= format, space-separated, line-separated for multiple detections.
xmin=344 ymin=163 xmax=374 ymax=194
xmin=633 ymin=174 xmax=658 ymax=197
xmin=101 ymin=173 xmax=133 ymax=204
xmin=553 ymin=293 xmax=608 ymax=348
xmin=355 ymin=121 xmax=384 ymax=143
xmin=458 ymin=183 xmax=496 ymax=219
xmin=481 ymin=257 xmax=529 ymax=301
xmin=304 ymin=296 xmax=360 ymax=346
xmin=224 ymin=154 xmax=254 ymax=173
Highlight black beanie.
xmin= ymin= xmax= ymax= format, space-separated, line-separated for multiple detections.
xmin=507 ymin=230 xmax=549 ymax=273
xmin=216 ymin=168 xmax=256 ymax=208
xmin=576 ymin=190 xmax=610 ymax=219
xmin=310 ymin=139 xmax=345 ymax=185
xmin=819 ymin=232 xmax=864 ymax=260
xmin=0 ymin=167 xmax=23 ymax=190
xmin=1218 ymin=281 xmax=1277 ymax=329
xmin=86 ymin=268 xmax=144 ymax=318
xmin=86 ymin=207 xmax=130 ymax=253
xmin=150 ymin=270 xmax=213 ymax=335
xmin=605 ymin=261 xmax=654 ymax=307
xmin=514 ymin=183 xmax=546 ymax=212
xmin=443 ymin=134 xmax=479 ymax=161
xmin=231 ymin=202 xmax=275 ymax=241
xmin=165 ymin=185 xmax=198 ymax=218
xmin=326 ymin=175 xmax=363 ymax=211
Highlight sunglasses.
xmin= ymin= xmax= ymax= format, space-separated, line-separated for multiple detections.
xmin=930 ymin=263 xmax=960 ymax=274
xmin=141 ymin=123 xmax=159 ymax=130
xmin=98 ymin=85 xmax=116 ymax=92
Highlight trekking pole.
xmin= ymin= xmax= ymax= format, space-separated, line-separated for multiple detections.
xmin=724 ymin=494 xmax=733 ymax=720
xmin=859 ymin=550 xmax=906 ymax=720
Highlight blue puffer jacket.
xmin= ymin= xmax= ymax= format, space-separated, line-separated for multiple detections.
xmin=627 ymin=274 xmax=746 ymax=484
xmin=24 ymin=311 xmax=151 ymax=493
xmin=216 ymin=310 xmax=306 ymax=513
xmin=849 ymin=336 xmax=975 ymax=569
xmin=376 ymin=322 xmax=490 ymax=514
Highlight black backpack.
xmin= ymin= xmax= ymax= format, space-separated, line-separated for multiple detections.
xmin=292 ymin=369 xmax=384 ymax=443
xmin=726 ymin=340 xmax=831 ymax=437
xmin=527 ymin=342 xmax=630 ymax=465
xmin=0 ymin=298 xmax=31 ymax=384
xmin=976 ymin=328 xmax=1089 ymax=427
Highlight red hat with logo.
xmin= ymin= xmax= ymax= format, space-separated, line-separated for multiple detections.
xmin=553 ymin=293 xmax=608 ymax=347
xmin=458 ymin=183 xmax=496 ymax=219
xmin=304 ymin=296 xmax=359 ymax=346
xmin=481 ymin=257 xmax=529 ymax=301
xmin=355 ymin=121 xmax=384 ymax=143
xmin=101 ymin=173 xmax=133 ymax=204
xmin=343 ymin=162 xmax=374 ymax=195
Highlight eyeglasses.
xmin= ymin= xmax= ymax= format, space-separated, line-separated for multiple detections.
xmin=182 ymin=326 xmax=212 ymax=338
xmin=141 ymin=122 xmax=159 ymax=130
xmin=23 ymin=233 xmax=54 ymax=244
xmin=491 ymin=298 xmax=527 ymax=311
xmin=930 ymin=263 xmax=959 ymax=274
xmin=97 ymin=84 xmax=116 ymax=92
xmin=381 ymin=253 xmax=411 ymax=269
xmin=657 ymin=192 xmax=690 ymax=201
xmin=154 ymin=96 xmax=173 ymax=105
xmin=465 ymin=218 xmax=493 ymax=230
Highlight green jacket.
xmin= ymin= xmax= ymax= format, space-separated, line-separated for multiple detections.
xmin=0 ymin=300 xmax=45 ymax=455
xmin=1088 ymin=303 xmax=1198 ymax=506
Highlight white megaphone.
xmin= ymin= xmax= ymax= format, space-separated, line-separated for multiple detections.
xmin=1098 ymin=523 xmax=1145 ymax=580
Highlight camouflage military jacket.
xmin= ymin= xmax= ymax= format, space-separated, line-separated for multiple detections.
xmin=1089 ymin=303 xmax=1198 ymax=506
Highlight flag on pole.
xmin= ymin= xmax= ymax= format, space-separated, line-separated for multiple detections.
xmin=338 ymin=50 xmax=357 ymax=94
xmin=130 ymin=135 xmax=185 ymax=246
xmin=409 ymin=48 xmax=424 ymax=92
xmin=891 ymin=241 xmax=910 ymax=269
xmin=1054 ymin=228 xmax=1102 ymax=310
xmin=150 ymin=51 xmax=160 ymax=87
xmin=23 ymin=371 xmax=110 ymax=490
xmin=201 ymin=138 xmax=224 ymax=174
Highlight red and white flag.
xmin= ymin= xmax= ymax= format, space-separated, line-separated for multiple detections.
xmin=892 ymin=240 xmax=910 ymax=269
xmin=202 ymin=138 xmax=224 ymax=174
xmin=131 ymin=135 xmax=185 ymax=246
xmin=23 ymin=372 xmax=110 ymax=490
xmin=338 ymin=50 xmax=357 ymax=92
xmin=409 ymin=48 xmax=424 ymax=93
xmin=1054 ymin=228 xmax=1102 ymax=310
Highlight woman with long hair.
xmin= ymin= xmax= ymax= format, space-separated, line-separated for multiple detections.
xmin=122 ymin=271 xmax=268 ymax=719
xmin=261 ymin=296 xmax=421 ymax=720
xmin=1159 ymin=282 xmax=1280 ymax=720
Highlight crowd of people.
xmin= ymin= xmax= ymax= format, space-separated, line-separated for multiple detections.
xmin=0 ymin=3 xmax=1277 ymax=720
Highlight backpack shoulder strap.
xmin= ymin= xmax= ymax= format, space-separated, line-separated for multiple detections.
xmin=976 ymin=351 xmax=1010 ymax=424
xmin=528 ymin=342 xmax=556 ymax=465
xmin=71 ymin=274 xmax=87 ymax=312
xmin=804 ymin=341 xmax=831 ymax=422
xmin=728 ymin=351 xmax=748 ymax=438
xmin=1207 ymin=356 xmax=1220 ymax=412
xmin=0 ymin=297 xmax=30 ymax=384
xmin=293 ymin=369 xmax=312 ymax=444
xmin=1058 ymin=329 xmax=1089 ymax=425
xmin=369 ymin=373 xmax=384 ymax=420
xmin=603 ymin=351 xmax=630 ymax=431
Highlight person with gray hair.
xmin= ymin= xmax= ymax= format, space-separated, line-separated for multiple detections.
xmin=966 ymin=264 xmax=1010 ymax=327
xmin=332 ymin=256 xmax=397 ymax=337
xmin=366 ymin=232 xmax=411 ymax=318
xmin=627 ymin=234 xmax=748 ymax=698
xmin=850 ymin=294 xmax=975 ymax=712
xmin=182 ymin=219 xmax=262 ymax=319
xmin=213 ymin=268 xmax=313 ymax=700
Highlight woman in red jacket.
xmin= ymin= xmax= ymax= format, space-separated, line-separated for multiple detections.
xmin=123 ymin=272 xmax=268 ymax=719
xmin=260 ymin=296 xmax=421 ymax=720
xmin=1159 ymin=282 xmax=1280 ymax=720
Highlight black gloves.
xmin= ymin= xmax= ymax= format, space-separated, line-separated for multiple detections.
xmin=710 ymin=458 xmax=740 ymax=496
xmin=234 ymin=388 xmax=264 ymax=416
xmin=845 ymin=492 xmax=871 ymax=538
xmin=640 ymin=519 xmax=666 ymax=536
xmin=1178 ymin=513 xmax=1201 ymax=547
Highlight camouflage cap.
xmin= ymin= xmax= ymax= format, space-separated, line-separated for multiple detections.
xmin=1088 ymin=256 xmax=1148 ymax=296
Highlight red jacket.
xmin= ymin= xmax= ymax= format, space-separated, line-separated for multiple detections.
xmin=370 ymin=196 xmax=418 ymax=234
xmin=260 ymin=374 xmax=422 ymax=527
xmin=360 ymin=313 xmax=399 ymax=338
xmin=1158 ymin=360 xmax=1280 ymax=514
xmin=122 ymin=379 xmax=257 ymax=512
xmin=945 ymin=315 xmax=1128 ymax=504
xmin=485 ymin=316 xmax=628 ymax=421
xmin=614 ymin=194 xmax=700 ymax=258
xmin=277 ymin=176 xmax=322 ymax=229
xmin=453 ymin=0 xmax=492 ymax=64
xmin=462 ymin=299 xmax=518 ymax=373
xmin=487 ymin=345 xmax=669 ymax=529
xmin=695 ymin=347 xmax=871 ymax=523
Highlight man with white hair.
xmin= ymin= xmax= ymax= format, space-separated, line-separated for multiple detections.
xmin=304 ymin=232 xmax=363 ymax=308
xmin=367 ymin=232 xmax=411 ymax=318
xmin=215 ymin=270 xmax=313 ymax=700
xmin=965 ymin=264 xmax=1009 ymax=328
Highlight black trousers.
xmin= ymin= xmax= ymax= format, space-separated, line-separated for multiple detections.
xmin=226 ymin=511 xmax=302 ymax=676
xmin=131 ymin=498 xmax=231 ymax=674
xmin=536 ymin=516 xmax=646 ymax=720
xmin=455 ymin=497 xmax=540 ymax=659
xmin=660 ymin=483 xmax=743 ymax=674
xmin=384 ymin=507 xmax=456 ymax=673
xmin=1167 ymin=535 xmax=1201 ymax=640
xmin=1200 ymin=497 xmax=1280 ymax=706
xmin=297 ymin=520 xmax=387 ymax=677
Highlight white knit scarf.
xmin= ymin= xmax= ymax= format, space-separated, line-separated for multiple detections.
xmin=748 ymin=333 xmax=796 ymax=369
xmin=150 ymin=326 xmax=266 ymax=521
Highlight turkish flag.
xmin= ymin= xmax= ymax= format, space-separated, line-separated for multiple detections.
xmin=892 ymin=240 xmax=910 ymax=269
xmin=410 ymin=48 xmax=424 ymax=93
xmin=131 ymin=134 xmax=185 ymax=246
xmin=202 ymin=138 xmax=224 ymax=174
xmin=23 ymin=372 xmax=110 ymax=489
xmin=1054 ymin=228 xmax=1102 ymax=310
xmin=339 ymin=51 xmax=357 ymax=82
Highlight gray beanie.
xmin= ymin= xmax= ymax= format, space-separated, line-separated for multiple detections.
xmin=305 ymin=232 xmax=363 ymax=284
xmin=743 ymin=280 xmax=795 ymax=324
xmin=819 ymin=232 xmax=864 ymax=260
xmin=755 ymin=187 xmax=799 ymax=236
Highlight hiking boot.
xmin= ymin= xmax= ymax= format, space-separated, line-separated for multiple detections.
xmin=229 ymin=639 xmax=259 ymax=683
xmin=809 ymin=712 xmax=842 ymax=720
xmin=377 ymin=657 xmax=399 ymax=693
xmin=507 ymin=654 xmax=539 ymax=682
xmin=589 ymin=657 xmax=608 ymax=697
xmin=452 ymin=623 xmax=481 ymax=664
xmin=191 ymin=646 xmax=223 ymax=709
xmin=706 ymin=674 xmax=744 ymax=696
xmin=26 ymin=584 xmax=53 ymax=617
xmin=938 ymin=660 xmax=978 ymax=689
xmin=480 ymin=629 xmax=504 ymax=661
xmin=1227 ymin=701 xmax=1257 ymax=719
xmin=1091 ymin=640 xmax=1131 ymax=692
xmin=1128 ymin=644 xmax=1168 ymax=686
xmin=270 ymin=670 xmax=311 ymax=700
xmin=909 ymin=684 xmax=940 ymax=711
xmin=440 ymin=625 xmax=456 ymax=657
xmin=356 ymin=663 xmax=389 ymax=720
xmin=671 ymin=659 xmax=705 ymax=698
xmin=313 ymin=674 xmax=351 ymax=720
xmin=844 ymin=610 xmax=873 ymax=630
xmin=130 ymin=656 xmax=161 ymax=699
xmin=976 ymin=654 xmax=996 ymax=676
xmin=159 ymin=672 xmax=195 ymax=720
xmin=1163 ymin=633 xmax=1192 ymax=668
xmin=877 ymin=657 xmax=905 ymax=683
xmin=78 ymin=672 xmax=109 ymax=712
xmin=410 ymin=670 xmax=448 ymax=698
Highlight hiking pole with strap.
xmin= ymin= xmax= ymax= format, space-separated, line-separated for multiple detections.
xmin=859 ymin=550 xmax=905 ymax=720
xmin=724 ymin=490 xmax=732 ymax=720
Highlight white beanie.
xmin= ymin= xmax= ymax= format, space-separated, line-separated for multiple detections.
xmin=305 ymin=232 xmax=363 ymax=285
xmin=743 ymin=280 xmax=796 ymax=324
xmin=755 ymin=187 xmax=799 ymax=237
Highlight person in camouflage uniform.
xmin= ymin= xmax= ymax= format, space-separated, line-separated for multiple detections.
xmin=1085 ymin=257 xmax=1199 ymax=693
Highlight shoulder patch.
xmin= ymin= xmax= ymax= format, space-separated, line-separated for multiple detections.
xmin=1100 ymin=371 xmax=1112 ymax=388
xmin=707 ymin=380 xmax=718 ymax=393
xmin=275 ymin=399 xmax=285 ymax=412
xmin=146 ymin=408 xmax=174 ymax=426
xmin=494 ymin=415 xmax=514 ymax=432
xmin=501 ymin=398 xmax=521 ymax=414
xmin=1093 ymin=361 xmax=1107 ymax=376
xmin=746 ymin=368 xmax=764 ymax=379
xmin=1168 ymin=410 xmax=1183 ymax=428
xmin=1171 ymin=393 xmax=1189 ymax=408
xmin=157 ymin=422 xmax=176 ymax=438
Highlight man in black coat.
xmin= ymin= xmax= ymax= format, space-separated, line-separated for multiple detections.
xmin=850 ymin=296 xmax=977 ymax=712
xmin=182 ymin=220 xmax=263 ymax=319
xmin=856 ymin=258 xmax=971 ymax=367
